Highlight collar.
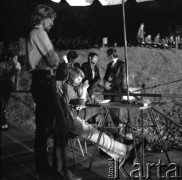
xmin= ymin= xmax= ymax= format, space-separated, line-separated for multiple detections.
xmin=34 ymin=24 xmax=44 ymax=30
xmin=112 ymin=58 xmax=118 ymax=64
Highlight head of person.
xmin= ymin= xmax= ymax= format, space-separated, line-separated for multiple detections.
xmin=2 ymin=41 xmax=19 ymax=65
xmin=31 ymin=5 xmax=56 ymax=32
xmin=68 ymin=68 xmax=85 ymax=86
xmin=106 ymin=48 xmax=118 ymax=61
xmin=88 ymin=52 xmax=99 ymax=65
xmin=140 ymin=23 xmax=144 ymax=29
xmin=67 ymin=50 xmax=78 ymax=64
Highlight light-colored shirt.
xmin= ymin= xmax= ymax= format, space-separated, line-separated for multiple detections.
xmin=27 ymin=26 xmax=60 ymax=71
xmin=90 ymin=63 xmax=95 ymax=79
xmin=111 ymin=57 xmax=118 ymax=67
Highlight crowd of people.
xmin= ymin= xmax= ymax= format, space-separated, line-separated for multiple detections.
xmin=137 ymin=23 xmax=182 ymax=49
xmin=25 ymin=4 xmax=145 ymax=180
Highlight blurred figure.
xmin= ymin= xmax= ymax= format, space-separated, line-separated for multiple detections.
xmin=161 ymin=38 xmax=169 ymax=49
xmin=145 ymin=34 xmax=152 ymax=48
xmin=137 ymin=23 xmax=145 ymax=47
xmin=0 ymin=41 xmax=21 ymax=131
xmin=81 ymin=52 xmax=101 ymax=99
xmin=153 ymin=33 xmax=161 ymax=48
xmin=177 ymin=35 xmax=182 ymax=49
xmin=168 ymin=35 xmax=175 ymax=48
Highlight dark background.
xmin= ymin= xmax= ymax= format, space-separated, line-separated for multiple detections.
xmin=1 ymin=0 xmax=182 ymax=44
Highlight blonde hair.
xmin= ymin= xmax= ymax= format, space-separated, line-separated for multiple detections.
xmin=31 ymin=5 xmax=56 ymax=26
xmin=68 ymin=68 xmax=85 ymax=83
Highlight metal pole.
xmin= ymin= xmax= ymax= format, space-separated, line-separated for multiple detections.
xmin=122 ymin=0 xmax=129 ymax=100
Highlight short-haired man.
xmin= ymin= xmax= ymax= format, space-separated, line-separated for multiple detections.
xmin=104 ymin=48 xmax=126 ymax=128
xmin=81 ymin=52 xmax=101 ymax=98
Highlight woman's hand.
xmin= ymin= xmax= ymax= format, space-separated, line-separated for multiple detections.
xmin=82 ymin=80 xmax=89 ymax=89
xmin=95 ymin=114 xmax=105 ymax=128
xmin=105 ymin=81 xmax=112 ymax=90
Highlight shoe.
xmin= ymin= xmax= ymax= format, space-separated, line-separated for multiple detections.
xmin=2 ymin=124 xmax=9 ymax=131
xmin=126 ymin=138 xmax=148 ymax=164
xmin=55 ymin=170 xmax=82 ymax=180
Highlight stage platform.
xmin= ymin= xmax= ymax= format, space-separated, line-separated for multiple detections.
xmin=1 ymin=126 xmax=182 ymax=180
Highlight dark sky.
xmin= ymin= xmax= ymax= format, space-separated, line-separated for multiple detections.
xmin=0 ymin=0 xmax=182 ymax=43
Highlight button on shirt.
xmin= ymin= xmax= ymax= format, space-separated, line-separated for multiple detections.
xmin=27 ymin=26 xmax=60 ymax=71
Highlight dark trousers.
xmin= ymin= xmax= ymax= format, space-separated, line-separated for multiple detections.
xmin=31 ymin=71 xmax=69 ymax=173
xmin=104 ymin=88 xmax=125 ymax=127
xmin=0 ymin=80 xmax=13 ymax=127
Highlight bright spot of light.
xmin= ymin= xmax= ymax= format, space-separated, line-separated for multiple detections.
xmin=50 ymin=0 xmax=61 ymax=3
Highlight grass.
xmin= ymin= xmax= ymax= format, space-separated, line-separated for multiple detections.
xmin=7 ymin=46 xmax=182 ymax=150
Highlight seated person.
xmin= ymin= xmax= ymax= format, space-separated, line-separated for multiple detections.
xmin=153 ymin=33 xmax=161 ymax=48
xmin=144 ymin=35 xmax=152 ymax=48
xmin=56 ymin=67 xmax=139 ymax=161
xmin=161 ymin=38 xmax=169 ymax=49
xmin=56 ymin=50 xmax=80 ymax=82
xmin=168 ymin=35 xmax=175 ymax=48
xmin=81 ymin=52 xmax=101 ymax=99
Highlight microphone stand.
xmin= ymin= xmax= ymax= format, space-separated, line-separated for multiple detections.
xmin=133 ymin=78 xmax=182 ymax=93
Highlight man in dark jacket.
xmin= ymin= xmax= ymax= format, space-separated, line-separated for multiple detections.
xmin=81 ymin=52 xmax=101 ymax=98
xmin=104 ymin=48 xmax=126 ymax=127
xmin=56 ymin=50 xmax=80 ymax=81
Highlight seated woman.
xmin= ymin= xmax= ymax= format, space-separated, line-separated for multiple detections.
xmin=56 ymin=67 xmax=135 ymax=160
